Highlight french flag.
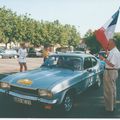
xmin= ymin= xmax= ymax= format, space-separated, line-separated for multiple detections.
xmin=95 ymin=8 xmax=120 ymax=50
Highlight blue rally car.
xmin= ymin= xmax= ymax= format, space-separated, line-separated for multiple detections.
xmin=0 ymin=53 xmax=105 ymax=112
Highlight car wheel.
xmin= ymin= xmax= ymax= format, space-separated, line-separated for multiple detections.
xmin=62 ymin=93 xmax=74 ymax=112
xmin=0 ymin=55 xmax=3 ymax=59
xmin=94 ymin=74 xmax=102 ymax=88
xmin=14 ymin=55 xmax=18 ymax=59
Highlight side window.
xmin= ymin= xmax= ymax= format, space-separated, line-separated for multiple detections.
xmin=91 ymin=57 xmax=97 ymax=67
xmin=70 ymin=58 xmax=82 ymax=71
xmin=84 ymin=57 xmax=92 ymax=69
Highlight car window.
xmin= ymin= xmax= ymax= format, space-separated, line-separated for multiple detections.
xmin=70 ymin=58 xmax=82 ymax=70
xmin=0 ymin=50 xmax=3 ymax=53
xmin=5 ymin=50 xmax=17 ymax=54
xmin=0 ymin=50 xmax=5 ymax=53
xmin=42 ymin=55 xmax=82 ymax=71
xmin=84 ymin=57 xmax=92 ymax=69
xmin=0 ymin=49 xmax=4 ymax=52
xmin=91 ymin=57 xmax=97 ymax=67
xmin=5 ymin=50 xmax=10 ymax=54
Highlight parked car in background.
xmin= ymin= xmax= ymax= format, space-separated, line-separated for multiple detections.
xmin=0 ymin=49 xmax=18 ymax=58
xmin=28 ymin=47 xmax=42 ymax=57
xmin=36 ymin=50 xmax=42 ymax=57
xmin=27 ymin=47 xmax=36 ymax=57
xmin=12 ymin=47 xmax=19 ymax=52
xmin=0 ymin=52 xmax=105 ymax=112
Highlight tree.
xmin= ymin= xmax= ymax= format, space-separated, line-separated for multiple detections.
xmin=0 ymin=7 xmax=81 ymax=48
xmin=114 ymin=32 xmax=120 ymax=50
xmin=84 ymin=29 xmax=101 ymax=54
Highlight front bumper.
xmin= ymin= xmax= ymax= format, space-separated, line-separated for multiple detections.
xmin=0 ymin=89 xmax=58 ymax=105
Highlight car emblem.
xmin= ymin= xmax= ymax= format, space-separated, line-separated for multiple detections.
xmin=17 ymin=79 xmax=32 ymax=85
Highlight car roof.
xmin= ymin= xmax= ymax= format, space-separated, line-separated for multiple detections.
xmin=51 ymin=52 xmax=95 ymax=58
xmin=5 ymin=49 xmax=16 ymax=51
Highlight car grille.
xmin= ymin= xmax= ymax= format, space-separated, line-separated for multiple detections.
xmin=10 ymin=85 xmax=38 ymax=97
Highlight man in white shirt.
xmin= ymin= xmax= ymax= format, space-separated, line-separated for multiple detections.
xmin=99 ymin=39 xmax=120 ymax=112
xmin=18 ymin=43 xmax=28 ymax=72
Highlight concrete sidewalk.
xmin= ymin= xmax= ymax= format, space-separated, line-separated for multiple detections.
xmin=0 ymin=58 xmax=43 ymax=74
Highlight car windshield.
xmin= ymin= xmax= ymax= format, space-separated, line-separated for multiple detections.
xmin=42 ymin=55 xmax=83 ymax=71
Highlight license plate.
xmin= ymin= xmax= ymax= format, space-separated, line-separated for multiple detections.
xmin=14 ymin=97 xmax=32 ymax=105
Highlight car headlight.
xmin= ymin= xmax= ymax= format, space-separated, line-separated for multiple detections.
xmin=38 ymin=89 xmax=53 ymax=98
xmin=0 ymin=82 xmax=10 ymax=89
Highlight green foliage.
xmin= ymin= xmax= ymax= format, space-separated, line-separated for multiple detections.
xmin=83 ymin=29 xmax=101 ymax=54
xmin=83 ymin=30 xmax=120 ymax=54
xmin=0 ymin=7 xmax=81 ymax=47
xmin=114 ymin=32 xmax=120 ymax=50
xmin=1 ymin=7 xmax=120 ymax=52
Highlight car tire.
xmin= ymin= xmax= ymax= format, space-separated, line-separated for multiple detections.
xmin=61 ymin=92 xmax=74 ymax=112
xmin=94 ymin=74 xmax=102 ymax=88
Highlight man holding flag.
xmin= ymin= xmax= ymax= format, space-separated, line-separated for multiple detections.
xmin=95 ymin=8 xmax=120 ymax=112
xmin=95 ymin=8 xmax=120 ymax=50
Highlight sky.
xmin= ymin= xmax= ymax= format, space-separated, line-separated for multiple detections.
xmin=0 ymin=0 xmax=120 ymax=37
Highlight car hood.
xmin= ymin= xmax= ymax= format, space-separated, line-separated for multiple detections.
xmin=1 ymin=67 xmax=83 ymax=89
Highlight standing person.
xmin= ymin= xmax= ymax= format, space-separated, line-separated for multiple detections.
xmin=42 ymin=46 xmax=50 ymax=62
xmin=18 ymin=42 xmax=28 ymax=72
xmin=99 ymin=39 xmax=120 ymax=112
xmin=69 ymin=46 xmax=74 ymax=52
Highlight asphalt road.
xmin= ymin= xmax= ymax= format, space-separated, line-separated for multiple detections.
xmin=0 ymin=58 xmax=120 ymax=118
xmin=0 ymin=58 xmax=43 ymax=74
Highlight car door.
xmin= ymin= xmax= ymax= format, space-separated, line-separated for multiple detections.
xmin=5 ymin=50 xmax=10 ymax=58
xmin=83 ymin=57 xmax=95 ymax=88
xmin=90 ymin=57 xmax=99 ymax=84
